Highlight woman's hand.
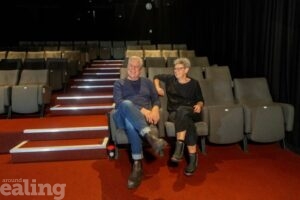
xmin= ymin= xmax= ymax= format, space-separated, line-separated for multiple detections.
xmin=193 ymin=102 xmax=203 ymax=113
xmin=156 ymin=87 xmax=165 ymax=96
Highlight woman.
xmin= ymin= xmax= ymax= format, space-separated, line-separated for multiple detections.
xmin=153 ymin=57 xmax=204 ymax=176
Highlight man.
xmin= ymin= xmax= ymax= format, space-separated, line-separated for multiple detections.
xmin=113 ymin=56 xmax=166 ymax=189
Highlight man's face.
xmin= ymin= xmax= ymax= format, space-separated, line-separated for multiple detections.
xmin=127 ymin=60 xmax=142 ymax=80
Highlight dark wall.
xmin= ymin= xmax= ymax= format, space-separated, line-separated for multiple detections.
xmin=1 ymin=0 xmax=190 ymax=44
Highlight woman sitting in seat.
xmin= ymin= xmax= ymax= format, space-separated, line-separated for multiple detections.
xmin=153 ymin=57 xmax=204 ymax=176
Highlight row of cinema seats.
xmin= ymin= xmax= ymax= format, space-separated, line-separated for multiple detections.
xmin=109 ymin=65 xmax=294 ymax=157
xmin=122 ymin=56 xmax=210 ymax=69
xmin=0 ymin=69 xmax=51 ymax=118
xmin=125 ymin=49 xmax=196 ymax=60
xmin=12 ymin=40 xmax=188 ymax=60
xmin=0 ymin=58 xmax=69 ymax=92
xmin=0 ymin=50 xmax=85 ymax=77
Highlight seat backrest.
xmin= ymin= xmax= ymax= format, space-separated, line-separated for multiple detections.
xmin=7 ymin=51 xmax=26 ymax=62
xmin=46 ymin=58 xmax=68 ymax=91
xmin=147 ymin=67 xmax=173 ymax=80
xmin=157 ymin=44 xmax=172 ymax=50
xmin=0 ymin=51 xmax=7 ymax=61
xmin=144 ymin=50 xmax=161 ymax=57
xmin=139 ymin=40 xmax=151 ymax=45
xmin=18 ymin=69 xmax=49 ymax=85
xmin=100 ymin=41 xmax=112 ymax=48
xmin=179 ymin=50 xmax=195 ymax=57
xmin=62 ymin=50 xmax=81 ymax=61
xmin=166 ymin=57 xmax=177 ymax=68
xmin=0 ymin=59 xmax=23 ymax=70
xmin=44 ymin=51 xmax=62 ymax=59
xmin=125 ymin=40 xmax=138 ymax=47
xmin=204 ymin=66 xmax=233 ymax=88
xmin=46 ymin=58 xmax=68 ymax=70
xmin=119 ymin=67 xmax=146 ymax=79
xmin=173 ymin=43 xmax=187 ymax=50
xmin=59 ymin=41 xmax=73 ymax=50
xmin=190 ymin=56 xmax=210 ymax=67
xmin=145 ymin=57 xmax=166 ymax=68
xmin=188 ymin=67 xmax=204 ymax=82
xmin=233 ymin=77 xmax=273 ymax=104
xmin=125 ymin=50 xmax=144 ymax=58
xmin=43 ymin=46 xmax=59 ymax=51
xmin=86 ymin=40 xmax=99 ymax=48
xmin=199 ymin=79 xmax=235 ymax=106
xmin=26 ymin=51 xmax=45 ymax=59
xmin=112 ymin=40 xmax=125 ymax=48
xmin=142 ymin=44 xmax=156 ymax=50
xmin=126 ymin=45 xmax=142 ymax=50
xmin=23 ymin=58 xmax=46 ymax=69
xmin=45 ymin=41 xmax=59 ymax=47
xmin=162 ymin=50 xmax=178 ymax=60
xmin=0 ymin=70 xmax=20 ymax=86
xmin=73 ymin=41 xmax=86 ymax=50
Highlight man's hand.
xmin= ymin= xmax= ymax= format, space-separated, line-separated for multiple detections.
xmin=141 ymin=106 xmax=160 ymax=124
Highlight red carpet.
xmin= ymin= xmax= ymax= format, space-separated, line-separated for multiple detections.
xmin=1 ymin=143 xmax=300 ymax=200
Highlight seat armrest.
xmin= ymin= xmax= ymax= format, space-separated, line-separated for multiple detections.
xmin=279 ymin=103 xmax=294 ymax=132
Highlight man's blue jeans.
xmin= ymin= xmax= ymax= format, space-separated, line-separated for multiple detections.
xmin=113 ymin=100 xmax=150 ymax=160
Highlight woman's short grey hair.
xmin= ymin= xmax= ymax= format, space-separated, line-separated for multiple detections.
xmin=127 ymin=56 xmax=144 ymax=68
xmin=174 ymin=57 xmax=191 ymax=68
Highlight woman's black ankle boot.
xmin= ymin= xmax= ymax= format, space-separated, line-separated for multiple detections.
xmin=184 ymin=153 xmax=198 ymax=176
xmin=171 ymin=140 xmax=185 ymax=162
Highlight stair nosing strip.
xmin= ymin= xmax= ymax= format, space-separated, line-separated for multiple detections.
xmin=85 ymin=67 xmax=120 ymax=70
xmin=56 ymin=95 xmax=113 ymax=100
xmin=73 ymin=78 xmax=117 ymax=82
xmin=9 ymin=137 xmax=108 ymax=153
xmin=82 ymin=72 xmax=119 ymax=75
xmin=23 ymin=126 xmax=108 ymax=134
xmin=50 ymin=105 xmax=114 ymax=111
xmin=70 ymin=85 xmax=113 ymax=89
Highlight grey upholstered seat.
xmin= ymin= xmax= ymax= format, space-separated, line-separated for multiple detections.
xmin=11 ymin=69 xmax=51 ymax=117
xmin=202 ymin=66 xmax=246 ymax=150
xmin=233 ymin=77 xmax=294 ymax=146
xmin=0 ymin=70 xmax=20 ymax=118
xmin=46 ymin=58 xmax=69 ymax=91
xmin=199 ymin=79 xmax=246 ymax=149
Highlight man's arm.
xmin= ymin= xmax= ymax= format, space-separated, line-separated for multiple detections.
xmin=113 ymin=80 xmax=123 ymax=109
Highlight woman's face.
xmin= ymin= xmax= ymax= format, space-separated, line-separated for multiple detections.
xmin=174 ymin=63 xmax=188 ymax=79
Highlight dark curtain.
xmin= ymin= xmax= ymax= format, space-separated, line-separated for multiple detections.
xmin=185 ymin=0 xmax=300 ymax=150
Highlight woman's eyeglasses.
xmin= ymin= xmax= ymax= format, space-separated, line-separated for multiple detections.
xmin=173 ymin=66 xmax=186 ymax=71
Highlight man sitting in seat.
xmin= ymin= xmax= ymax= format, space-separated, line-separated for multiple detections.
xmin=113 ymin=56 xmax=167 ymax=189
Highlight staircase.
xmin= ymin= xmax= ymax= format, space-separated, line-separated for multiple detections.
xmin=9 ymin=59 xmax=122 ymax=163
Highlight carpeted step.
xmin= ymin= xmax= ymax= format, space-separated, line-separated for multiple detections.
xmin=81 ymin=72 xmax=120 ymax=79
xmin=10 ymin=137 xmax=109 ymax=163
xmin=23 ymin=125 xmax=109 ymax=141
xmin=48 ymin=103 xmax=114 ymax=116
xmin=67 ymin=84 xmax=114 ymax=93
xmin=70 ymin=78 xmax=118 ymax=86
xmin=53 ymin=94 xmax=114 ymax=105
